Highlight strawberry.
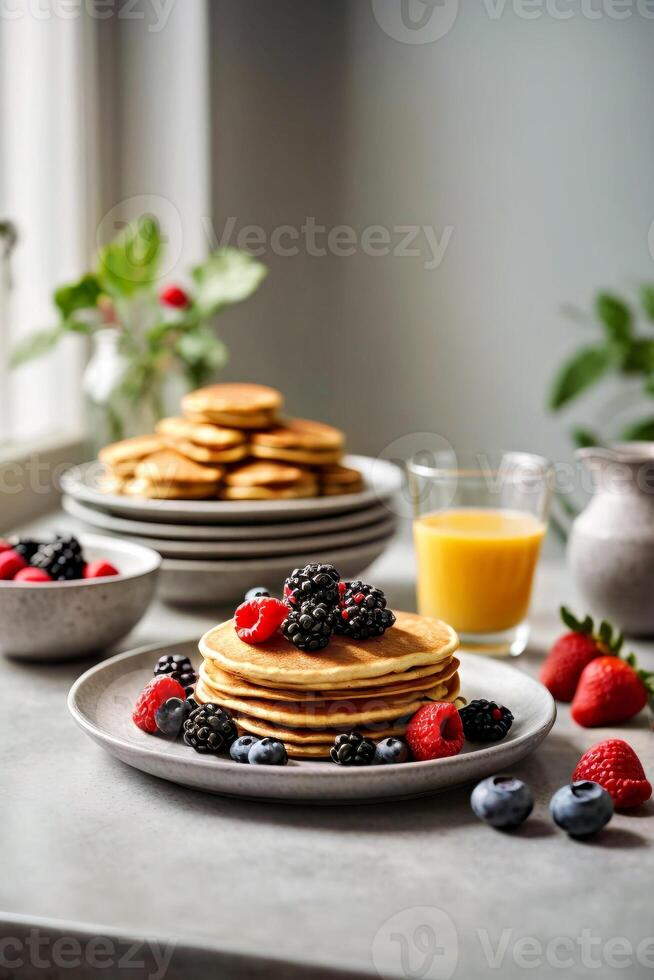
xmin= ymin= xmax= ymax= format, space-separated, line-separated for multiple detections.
xmin=571 ymin=654 xmax=653 ymax=727
xmin=133 ymin=676 xmax=186 ymax=734
xmin=540 ymin=607 xmax=622 ymax=702
xmin=573 ymin=739 xmax=652 ymax=809
xmin=406 ymin=702 xmax=464 ymax=761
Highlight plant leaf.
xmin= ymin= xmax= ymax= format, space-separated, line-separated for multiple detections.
xmin=560 ymin=606 xmax=593 ymax=634
xmin=595 ymin=292 xmax=632 ymax=345
xmin=175 ymin=326 xmax=228 ymax=386
xmin=97 ymin=215 xmax=162 ymax=297
xmin=641 ymin=285 xmax=654 ymax=322
xmin=621 ymin=339 xmax=654 ymax=375
xmin=54 ymin=274 xmax=101 ymax=319
xmin=571 ymin=426 xmax=601 ymax=449
xmin=549 ymin=346 xmax=615 ymax=410
xmin=192 ymin=248 xmax=267 ymax=318
xmin=10 ymin=326 xmax=63 ymax=367
xmin=620 ymin=417 xmax=654 ymax=441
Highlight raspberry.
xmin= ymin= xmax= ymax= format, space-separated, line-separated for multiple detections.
xmin=406 ymin=702 xmax=465 ymax=762
xmin=84 ymin=559 xmax=119 ymax=579
xmin=234 ymin=597 xmax=287 ymax=644
xmin=133 ymin=676 xmax=186 ymax=734
xmin=573 ymin=738 xmax=652 ymax=810
xmin=160 ymin=284 xmax=189 ymax=308
xmin=14 ymin=567 xmax=52 ymax=583
xmin=0 ymin=550 xmax=28 ymax=581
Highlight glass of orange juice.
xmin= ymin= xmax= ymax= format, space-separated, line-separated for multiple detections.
xmin=408 ymin=451 xmax=553 ymax=656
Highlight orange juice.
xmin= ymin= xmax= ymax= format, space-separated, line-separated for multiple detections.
xmin=413 ymin=508 xmax=545 ymax=633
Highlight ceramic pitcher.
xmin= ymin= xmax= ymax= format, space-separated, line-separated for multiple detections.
xmin=569 ymin=443 xmax=654 ymax=635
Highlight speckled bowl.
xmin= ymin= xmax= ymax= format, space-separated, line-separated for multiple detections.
xmin=0 ymin=534 xmax=161 ymax=661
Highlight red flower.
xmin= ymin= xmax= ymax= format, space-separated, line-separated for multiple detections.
xmin=160 ymin=285 xmax=190 ymax=308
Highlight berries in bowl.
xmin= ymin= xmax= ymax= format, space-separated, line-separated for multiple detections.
xmin=0 ymin=533 xmax=161 ymax=660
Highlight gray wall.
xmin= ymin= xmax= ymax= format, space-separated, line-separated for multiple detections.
xmin=210 ymin=0 xmax=654 ymax=463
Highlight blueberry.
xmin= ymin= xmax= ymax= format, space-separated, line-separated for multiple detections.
xmin=230 ymin=735 xmax=260 ymax=764
xmin=374 ymin=737 xmax=410 ymax=765
xmin=248 ymin=737 xmax=288 ymax=766
xmin=470 ymin=775 xmax=534 ymax=830
xmin=154 ymin=697 xmax=191 ymax=736
xmin=550 ymin=781 xmax=613 ymax=838
xmin=245 ymin=587 xmax=270 ymax=601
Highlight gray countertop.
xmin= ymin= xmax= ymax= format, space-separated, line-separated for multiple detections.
xmin=1 ymin=518 xmax=653 ymax=980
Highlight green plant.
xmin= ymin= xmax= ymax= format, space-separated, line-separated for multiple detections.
xmin=549 ymin=287 xmax=654 ymax=447
xmin=11 ymin=215 xmax=267 ymax=428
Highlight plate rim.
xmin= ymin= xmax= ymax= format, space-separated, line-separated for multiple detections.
xmin=68 ymin=640 xmax=556 ymax=788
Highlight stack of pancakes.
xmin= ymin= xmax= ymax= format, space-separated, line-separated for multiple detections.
xmin=196 ymin=611 xmax=461 ymax=758
xmin=98 ymin=383 xmax=363 ymax=501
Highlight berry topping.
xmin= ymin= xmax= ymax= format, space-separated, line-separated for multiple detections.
xmin=230 ymin=734 xmax=260 ymax=764
xmin=154 ymin=653 xmax=197 ymax=695
xmin=12 ymin=538 xmax=43 ymax=562
xmin=406 ymin=702 xmax=465 ymax=762
xmin=14 ymin=567 xmax=52 ymax=583
xmin=459 ymin=699 xmax=514 ymax=743
xmin=0 ymin=539 xmax=12 ymax=554
xmin=32 ymin=536 xmax=84 ymax=581
xmin=572 ymin=739 xmax=652 ymax=809
xmin=470 ymin=776 xmax=534 ymax=830
xmin=335 ymin=581 xmax=396 ymax=640
xmin=571 ymin=655 xmax=652 ymax=727
xmin=374 ymin=737 xmax=410 ymax=765
xmin=283 ymin=563 xmax=340 ymax=608
xmin=540 ymin=607 xmax=622 ymax=702
xmin=549 ymin=781 xmax=614 ymax=838
xmin=183 ymin=703 xmax=237 ymax=754
xmin=0 ymin=550 xmax=28 ymax=580
xmin=133 ymin=676 xmax=186 ymax=734
xmin=84 ymin=560 xmax=119 ymax=579
xmin=282 ymin=600 xmax=335 ymax=652
xmin=330 ymin=732 xmax=376 ymax=766
xmin=248 ymin=737 xmax=288 ymax=766
xmin=160 ymin=284 xmax=190 ymax=308
xmin=235 ymin=596 xmax=287 ymax=644
xmin=154 ymin=697 xmax=192 ymax=736
xmin=245 ymin=587 xmax=270 ymax=601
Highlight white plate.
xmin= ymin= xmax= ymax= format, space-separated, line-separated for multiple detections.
xmin=157 ymin=537 xmax=395 ymax=605
xmin=62 ymin=495 xmax=394 ymax=542
xmin=63 ymin=514 xmax=397 ymax=559
xmin=68 ymin=641 xmax=556 ymax=804
xmin=60 ymin=455 xmax=403 ymax=525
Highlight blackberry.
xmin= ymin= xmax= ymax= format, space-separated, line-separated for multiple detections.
xmin=283 ymin=563 xmax=340 ymax=609
xmin=336 ymin=581 xmax=396 ymax=640
xmin=31 ymin=536 xmax=85 ymax=581
xmin=12 ymin=538 xmax=43 ymax=562
xmin=282 ymin=600 xmax=335 ymax=652
xmin=154 ymin=653 xmax=197 ymax=695
xmin=459 ymin=699 xmax=514 ymax=743
xmin=330 ymin=732 xmax=376 ymax=767
xmin=183 ymin=703 xmax=237 ymax=755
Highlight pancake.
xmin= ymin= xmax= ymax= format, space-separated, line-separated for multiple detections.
xmin=194 ymin=680 xmax=450 ymax=728
xmin=182 ymin=383 xmax=282 ymax=428
xmin=98 ymin=435 xmax=165 ymax=478
xmin=164 ymin=440 xmax=249 ymax=465
xmin=251 ymin=419 xmax=344 ymax=466
xmin=136 ymin=450 xmax=223 ymax=486
xmin=318 ymin=464 xmax=364 ymax=496
xmin=249 ymin=658 xmax=455 ymax=692
xmin=199 ymin=657 xmax=460 ymax=702
xmin=200 ymin=611 xmax=459 ymax=686
xmin=220 ymin=481 xmax=317 ymax=501
xmin=231 ymin=712 xmax=409 ymax=744
xmin=124 ymin=478 xmax=220 ymax=501
xmin=220 ymin=460 xmax=317 ymax=500
xmin=156 ymin=417 xmax=247 ymax=449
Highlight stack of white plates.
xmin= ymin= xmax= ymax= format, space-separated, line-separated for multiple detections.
xmin=60 ymin=455 xmax=401 ymax=606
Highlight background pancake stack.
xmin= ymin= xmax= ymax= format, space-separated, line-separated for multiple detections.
xmin=61 ymin=383 xmax=401 ymax=605
xmin=196 ymin=611 xmax=462 ymax=758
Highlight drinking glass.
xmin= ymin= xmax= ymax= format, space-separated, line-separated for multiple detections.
xmin=408 ymin=451 xmax=553 ymax=656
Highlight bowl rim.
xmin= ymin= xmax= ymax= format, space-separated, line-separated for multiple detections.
xmin=0 ymin=532 xmax=161 ymax=589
